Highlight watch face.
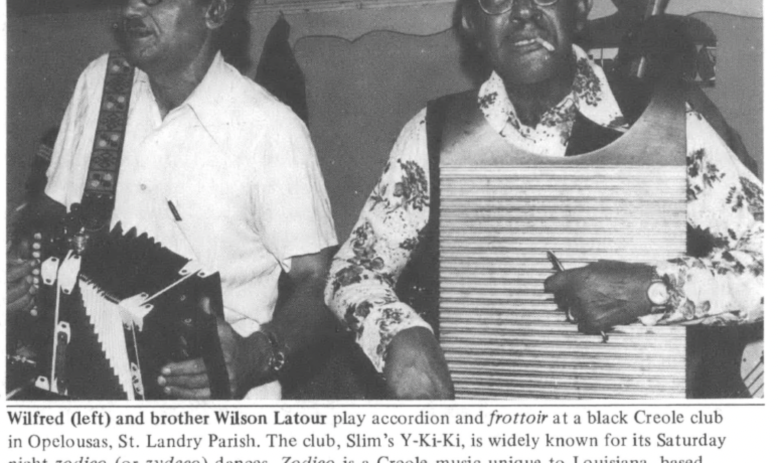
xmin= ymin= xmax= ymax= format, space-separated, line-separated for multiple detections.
xmin=648 ymin=281 xmax=670 ymax=306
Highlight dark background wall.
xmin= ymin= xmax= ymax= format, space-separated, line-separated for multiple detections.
xmin=5 ymin=2 xmax=763 ymax=241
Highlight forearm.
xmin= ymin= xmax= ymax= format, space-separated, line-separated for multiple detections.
xmin=648 ymin=107 xmax=765 ymax=326
xmin=649 ymin=248 xmax=763 ymax=326
xmin=263 ymin=268 xmax=335 ymax=356
xmin=222 ymin=269 xmax=334 ymax=393
xmin=324 ymin=209 xmax=435 ymax=372
xmin=235 ymin=248 xmax=337 ymax=387
xmin=327 ymin=265 xmax=448 ymax=397
xmin=327 ymin=267 xmax=433 ymax=372
xmin=325 ymin=108 xmax=434 ymax=372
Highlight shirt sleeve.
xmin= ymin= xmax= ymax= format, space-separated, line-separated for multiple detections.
xmin=45 ymin=55 xmax=108 ymax=209
xmin=252 ymin=106 xmax=338 ymax=271
xmin=325 ymin=109 xmax=434 ymax=372
xmin=643 ymin=106 xmax=763 ymax=326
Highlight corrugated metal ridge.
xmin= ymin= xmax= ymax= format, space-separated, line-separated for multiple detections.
xmin=440 ymin=165 xmax=685 ymax=174
xmin=438 ymin=166 xmax=687 ymax=399
xmin=442 ymin=353 xmax=684 ymax=367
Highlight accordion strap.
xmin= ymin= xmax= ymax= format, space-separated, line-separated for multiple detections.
xmin=80 ymin=51 xmax=135 ymax=232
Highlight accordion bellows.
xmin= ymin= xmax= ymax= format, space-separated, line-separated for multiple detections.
xmin=36 ymin=224 xmax=228 ymax=400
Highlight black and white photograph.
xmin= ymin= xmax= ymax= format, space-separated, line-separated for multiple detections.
xmin=4 ymin=0 xmax=764 ymax=404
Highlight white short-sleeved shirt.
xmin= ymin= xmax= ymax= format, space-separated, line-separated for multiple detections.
xmin=46 ymin=53 xmax=338 ymax=396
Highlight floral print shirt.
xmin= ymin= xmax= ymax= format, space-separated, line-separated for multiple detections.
xmin=325 ymin=45 xmax=764 ymax=372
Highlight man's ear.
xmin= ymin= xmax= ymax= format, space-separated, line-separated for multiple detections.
xmin=575 ymin=0 xmax=594 ymax=32
xmin=205 ymin=0 xmax=233 ymax=30
xmin=459 ymin=1 xmax=481 ymax=49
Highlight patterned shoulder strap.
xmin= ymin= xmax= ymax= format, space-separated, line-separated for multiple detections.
xmin=80 ymin=51 xmax=135 ymax=231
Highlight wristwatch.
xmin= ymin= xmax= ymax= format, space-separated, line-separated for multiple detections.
xmin=646 ymin=276 xmax=670 ymax=307
xmin=259 ymin=327 xmax=287 ymax=378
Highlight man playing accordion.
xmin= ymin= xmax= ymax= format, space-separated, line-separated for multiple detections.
xmin=7 ymin=0 xmax=338 ymax=400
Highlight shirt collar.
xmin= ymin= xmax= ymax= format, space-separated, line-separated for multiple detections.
xmin=135 ymin=52 xmax=235 ymax=147
xmin=182 ymin=51 xmax=232 ymax=122
xmin=478 ymin=44 xmax=627 ymax=157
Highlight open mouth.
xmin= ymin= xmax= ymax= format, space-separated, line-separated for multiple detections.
xmin=125 ymin=28 xmax=153 ymax=39
xmin=122 ymin=19 xmax=154 ymax=39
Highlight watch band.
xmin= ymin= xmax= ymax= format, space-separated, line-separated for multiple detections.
xmin=259 ymin=327 xmax=287 ymax=378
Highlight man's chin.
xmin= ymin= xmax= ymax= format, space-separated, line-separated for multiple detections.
xmin=501 ymin=68 xmax=560 ymax=88
xmin=120 ymin=45 xmax=156 ymax=69
xmin=498 ymin=57 xmax=575 ymax=90
xmin=117 ymin=34 xmax=155 ymax=65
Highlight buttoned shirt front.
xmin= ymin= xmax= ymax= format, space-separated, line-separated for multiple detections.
xmin=47 ymin=53 xmax=337 ymax=341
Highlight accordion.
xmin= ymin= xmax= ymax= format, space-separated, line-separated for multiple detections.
xmin=435 ymin=77 xmax=688 ymax=399
xmin=31 ymin=222 xmax=230 ymax=400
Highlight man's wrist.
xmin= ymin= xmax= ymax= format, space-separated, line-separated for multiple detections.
xmin=234 ymin=330 xmax=276 ymax=393
xmin=646 ymin=268 xmax=673 ymax=314
xmin=257 ymin=325 xmax=288 ymax=380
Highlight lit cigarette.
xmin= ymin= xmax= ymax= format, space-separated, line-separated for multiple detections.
xmin=536 ymin=37 xmax=556 ymax=52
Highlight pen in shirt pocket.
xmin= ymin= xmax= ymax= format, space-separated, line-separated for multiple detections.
xmin=166 ymin=198 xmax=201 ymax=261
xmin=167 ymin=200 xmax=182 ymax=221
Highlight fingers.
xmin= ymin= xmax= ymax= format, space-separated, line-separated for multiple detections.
xmin=160 ymin=358 xmax=207 ymax=376
xmin=7 ymin=277 xmax=34 ymax=301
xmin=546 ymin=262 xmax=650 ymax=336
xmin=578 ymin=318 xmax=606 ymax=335
xmin=544 ymin=267 xmax=605 ymax=333
xmin=31 ymin=240 xmax=43 ymax=261
xmin=7 ymin=293 xmax=36 ymax=314
xmin=160 ymin=385 xmax=211 ymax=400
xmin=159 ymin=371 xmax=210 ymax=390
xmin=216 ymin=316 xmax=236 ymax=341
xmin=7 ymin=237 xmax=34 ymax=261
xmin=576 ymin=297 xmax=635 ymax=334
xmin=544 ymin=270 xmax=572 ymax=293
xmin=545 ymin=270 xmax=577 ymax=322
xmin=159 ymin=358 xmax=237 ymax=400
xmin=7 ymin=269 xmax=39 ymax=315
xmin=7 ymin=260 xmax=36 ymax=283
xmin=158 ymin=360 xmax=211 ymax=399
xmin=199 ymin=296 xmax=213 ymax=315
xmin=7 ymin=254 xmax=41 ymax=315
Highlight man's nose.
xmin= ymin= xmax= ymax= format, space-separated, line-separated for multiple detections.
xmin=510 ymin=0 xmax=542 ymax=21
xmin=123 ymin=0 xmax=149 ymax=17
